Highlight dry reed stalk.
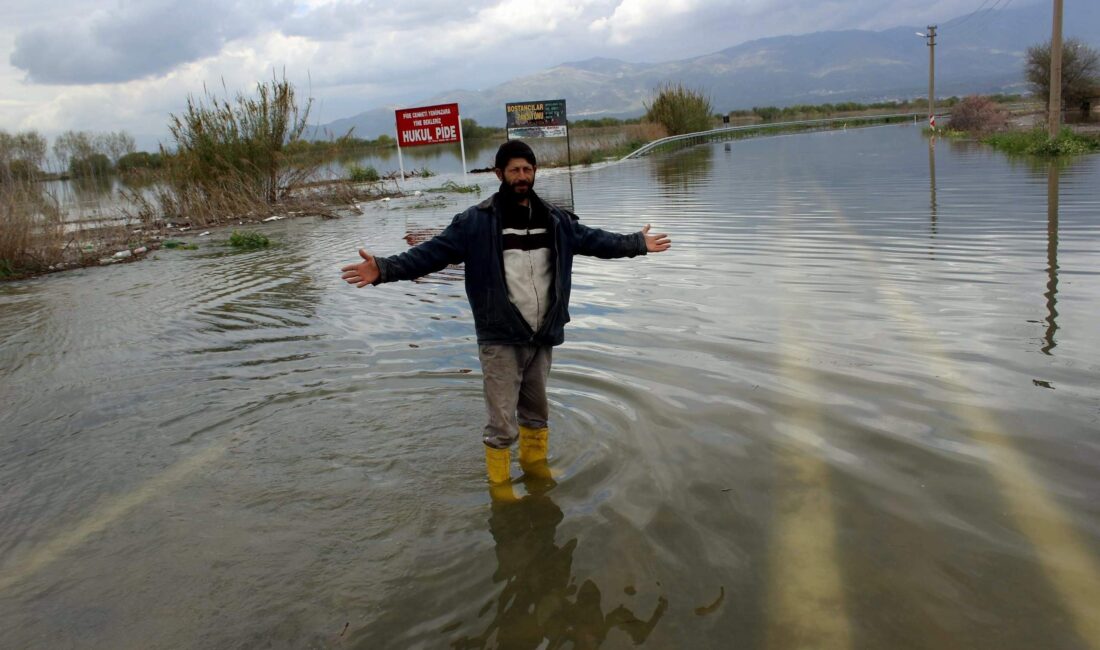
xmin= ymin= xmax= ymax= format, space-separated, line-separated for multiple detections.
xmin=0 ymin=178 xmax=66 ymax=276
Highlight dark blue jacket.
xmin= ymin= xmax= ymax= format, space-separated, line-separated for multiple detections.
xmin=374 ymin=191 xmax=648 ymax=346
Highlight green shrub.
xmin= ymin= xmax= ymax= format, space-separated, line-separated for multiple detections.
xmin=229 ymin=230 xmax=271 ymax=249
xmin=752 ymin=106 xmax=782 ymax=122
xmin=347 ymin=163 xmax=380 ymax=182
xmin=983 ymin=128 xmax=1100 ymax=156
xmin=117 ymin=151 xmax=163 ymax=173
xmin=645 ymin=83 xmax=714 ymax=136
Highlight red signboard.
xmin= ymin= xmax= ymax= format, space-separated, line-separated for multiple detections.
xmin=395 ymin=103 xmax=461 ymax=148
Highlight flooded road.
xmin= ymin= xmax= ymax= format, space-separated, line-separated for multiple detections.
xmin=2 ymin=125 xmax=1099 ymax=649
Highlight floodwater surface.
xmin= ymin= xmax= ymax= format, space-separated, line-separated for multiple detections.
xmin=2 ymin=125 xmax=1100 ymax=649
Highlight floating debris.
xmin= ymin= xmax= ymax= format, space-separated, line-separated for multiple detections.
xmin=694 ymin=586 xmax=724 ymax=616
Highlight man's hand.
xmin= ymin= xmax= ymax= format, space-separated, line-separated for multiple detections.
xmin=641 ymin=224 xmax=671 ymax=253
xmin=340 ymin=249 xmax=381 ymax=287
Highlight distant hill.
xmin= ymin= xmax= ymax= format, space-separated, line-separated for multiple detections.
xmin=312 ymin=1 xmax=1100 ymax=140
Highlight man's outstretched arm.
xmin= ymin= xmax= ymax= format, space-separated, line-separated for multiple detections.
xmin=340 ymin=215 xmax=466 ymax=288
xmin=570 ymin=217 xmax=671 ymax=258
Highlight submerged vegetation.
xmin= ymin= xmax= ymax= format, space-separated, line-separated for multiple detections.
xmin=229 ymin=230 xmax=272 ymax=250
xmin=929 ymin=92 xmax=1099 ymax=159
xmin=429 ymin=180 xmax=480 ymax=194
xmin=983 ymin=129 xmax=1100 ymax=156
xmin=347 ymin=163 xmax=380 ymax=183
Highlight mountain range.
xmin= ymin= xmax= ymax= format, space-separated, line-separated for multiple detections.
xmin=314 ymin=2 xmax=1100 ymax=140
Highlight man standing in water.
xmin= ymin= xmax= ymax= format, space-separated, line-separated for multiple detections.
xmin=340 ymin=140 xmax=671 ymax=500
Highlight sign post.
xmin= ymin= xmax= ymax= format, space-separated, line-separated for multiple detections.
xmin=394 ymin=102 xmax=466 ymax=184
xmin=505 ymin=99 xmax=571 ymax=204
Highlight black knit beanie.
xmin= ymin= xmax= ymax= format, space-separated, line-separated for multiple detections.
xmin=494 ymin=140 xmax=536 ymax=170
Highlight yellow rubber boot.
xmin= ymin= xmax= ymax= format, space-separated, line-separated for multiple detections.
xmin=518 ymin=426 xmax=553 ymax=481
xmin=485 ymin=445 xmax=518 ymax=503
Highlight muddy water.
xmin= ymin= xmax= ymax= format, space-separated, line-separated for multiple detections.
xmin=2 ymin=125 xmax=1099 ymax=649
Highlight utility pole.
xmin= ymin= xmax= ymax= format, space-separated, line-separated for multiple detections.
xmin=1048 ymin=0 xmax=1064 ymax=138
xmin=917 ymin=26 xmax=937 ymax=129
xmin=926 ymin=25 xmax=937 ymax=129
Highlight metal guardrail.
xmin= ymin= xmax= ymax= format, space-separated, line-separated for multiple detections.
xmin=622 ymin=112 xmax=946 ymax=159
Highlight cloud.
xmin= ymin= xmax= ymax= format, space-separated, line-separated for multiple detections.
xmin=282 ymin=1 xmax=370 ymax=41
xmin=590 ymin=0 xmax=703 ymax=45
xmin=10 ymin=0 xmax=292 ymax=84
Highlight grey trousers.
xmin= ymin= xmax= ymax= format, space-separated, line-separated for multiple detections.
xmin=478 ymin=344 xmax=552 ymax=449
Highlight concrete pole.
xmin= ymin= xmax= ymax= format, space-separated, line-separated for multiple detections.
xmin=1048 ymin=0 xmax=1064 ymax=138
xmin=927 ymin=26 xmax=937 ymax=129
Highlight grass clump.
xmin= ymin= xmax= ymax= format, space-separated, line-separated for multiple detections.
xmin=430 ymin=180 xmax=480 ymax=194
xmin=983 ymin=129 xmax=1100 ymax=156
xmin=924 ymin=127 xmax=967 ymax=138
xmin=229 ymin=230 xmax=271 ymax=250
xmin=347 ymin=163 xmax=380 ymax=183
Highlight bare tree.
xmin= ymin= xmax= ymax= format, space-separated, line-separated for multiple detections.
xmin=1026 ymin=38 xmax=1100 ymax=116
xmin=52 ymin=130 xmax=96 ymax=170
xmin=96 ymin=131 xmax=136 ymax=165
xmin=15 ymin=131 xmax=48 ymax=170
xmin=1 ymin=130 xmax=48 ymax=180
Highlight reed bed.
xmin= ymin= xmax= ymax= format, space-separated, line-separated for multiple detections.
xmin=0 ymin=175 xmax=68 ymax=278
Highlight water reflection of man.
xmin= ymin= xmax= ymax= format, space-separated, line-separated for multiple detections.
xmin=451 ymin=483 xmax=668 ymax=649
xmin=341 ymin=140 xmax=671 ymax=500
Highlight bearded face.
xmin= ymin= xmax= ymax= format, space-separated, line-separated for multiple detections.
xmin=496 ymin=158 xmax=536 ymax=199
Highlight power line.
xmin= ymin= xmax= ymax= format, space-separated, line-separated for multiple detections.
xmin=946 ymin=0 xmax=1016 ymax=39
xmin=942 ymin=0 xmax=996 ymax=29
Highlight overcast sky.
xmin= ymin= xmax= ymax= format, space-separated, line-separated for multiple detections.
xmin=1 ymin=0 xmax=1042 ymax=147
